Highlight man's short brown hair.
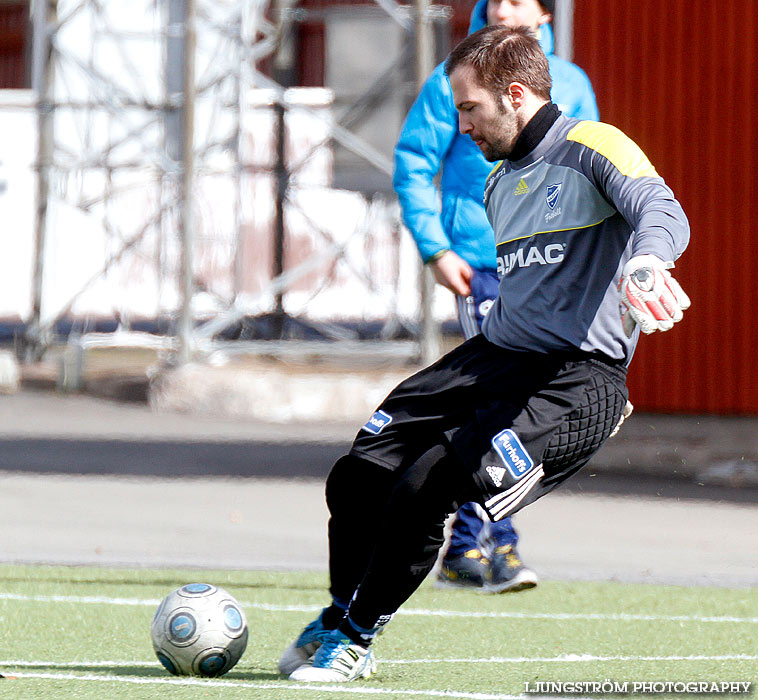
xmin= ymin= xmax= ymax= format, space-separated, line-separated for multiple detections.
xmin=445 ymin=25 xmax=552 ymax=102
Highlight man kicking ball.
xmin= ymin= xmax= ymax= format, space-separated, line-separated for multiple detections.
xmin=280 ymin=24 xmax=691 ymax=682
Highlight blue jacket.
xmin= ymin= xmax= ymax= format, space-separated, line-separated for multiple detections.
xmin=393 ymin=0 xmax=599 ymax=270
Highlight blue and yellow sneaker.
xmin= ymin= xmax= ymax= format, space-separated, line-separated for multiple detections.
xmin=486 ymin=544 xmax=538 ymax=593
xmin=278 ymin=611 xmax=331 ymax=676
xmin=436 ymin=548 xmax=489 ymax=589
xmin=289 ymin=628 xmax=376 ymax=682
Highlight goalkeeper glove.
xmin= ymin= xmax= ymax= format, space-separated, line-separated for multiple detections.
xmin=609 ymin=400 xmax=634 ymax=439
xmin=619 ymin=255 xmax=691 ymax=337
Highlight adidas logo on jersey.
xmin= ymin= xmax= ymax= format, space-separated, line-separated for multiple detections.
xmin=486 ymin=465 xmax=506 ymax=487
xmin=513 ymin=178 xmax=530 ymax=196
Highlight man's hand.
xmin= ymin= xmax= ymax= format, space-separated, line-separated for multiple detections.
xmin=619 ymin=254 xmax=691 ymax=337
xmin=428 ymin=250 xmax=473 ymax=296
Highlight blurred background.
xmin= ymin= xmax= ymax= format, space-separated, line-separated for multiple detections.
xmin=0 ymin=0 xmax=756 ymax=583
xmin=0 ymin=0 xmax=755 ymax=416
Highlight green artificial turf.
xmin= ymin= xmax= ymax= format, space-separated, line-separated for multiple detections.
xmin=0 ymin=564 xmax=755 ymax=699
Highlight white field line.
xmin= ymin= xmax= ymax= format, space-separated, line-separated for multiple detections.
xmin=1 ymin=593 xmax=756 ymax=624
xmin=384 ymin=654 xmax=758 ymax=664
xmin=3 ymin=661 xmax=159 ymax=667
xmin=2 ymin=670 xmax=523 ymax=700
xmin=4 ymin=654 xmax=758 ymax=668
xmin=396 ymin=607 xmax=758 ymax=624
xmin=0 ymin=593 xmax=162 ymax=605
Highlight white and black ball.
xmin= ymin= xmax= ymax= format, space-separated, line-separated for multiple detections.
xmin=151 ymin=583 xmax=248 ymax=677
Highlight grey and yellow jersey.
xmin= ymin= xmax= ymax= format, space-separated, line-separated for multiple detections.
xmin=482 ymin=114 xmax=689 ymax=364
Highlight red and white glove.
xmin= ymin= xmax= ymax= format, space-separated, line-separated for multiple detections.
xmin=619 ymin=255 xmax=691 ymax=337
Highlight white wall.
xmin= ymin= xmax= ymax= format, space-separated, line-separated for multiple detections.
xmin=0 ymin=0 xmax=456 ymax=330
xmin=0 ymin=90 xmax=36 ymax=321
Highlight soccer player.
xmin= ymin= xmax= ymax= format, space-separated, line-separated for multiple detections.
xmin=394 ymin=0 xmax=598 ymax=591
xmin=280 ymin=25 xmax=690 ymax=683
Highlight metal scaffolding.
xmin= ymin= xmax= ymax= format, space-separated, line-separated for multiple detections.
xmin=23 ymin=0 xmax=451 ymax=369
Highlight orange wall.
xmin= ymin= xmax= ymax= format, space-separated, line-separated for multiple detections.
xmin=574 ymin=0 xmax=758 ymax=414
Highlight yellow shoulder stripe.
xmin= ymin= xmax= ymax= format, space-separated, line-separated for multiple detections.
xmin=567 ymin=121 xmax=658 ymax=179
xmin=496 ymin=215 xmax=612 ymax=247
xmin=487 ymin=160 xmax=504 ymax=179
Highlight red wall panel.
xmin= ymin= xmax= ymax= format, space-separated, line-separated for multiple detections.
xmin=0 ymin=3 xmax=27 ymax=88
xmin=574 ymin=0 xmax=758 ymax=414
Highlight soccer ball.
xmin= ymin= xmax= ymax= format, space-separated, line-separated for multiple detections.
xmin=150 ymin=583 xmax=248 ymax=677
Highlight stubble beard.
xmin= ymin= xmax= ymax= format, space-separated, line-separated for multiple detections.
xmin=482 ymin=135 xmax=513 ymax=162
xmin=481 ymin=125 xmax=518 ymax=162
xmin=481 ymin=100 xmax=521 ymax=161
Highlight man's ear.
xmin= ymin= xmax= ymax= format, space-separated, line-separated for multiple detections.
xmin=505 ymin=82 xmax=527 ymax=108
xmin=537 ymin=11 xmax=552 ymax=27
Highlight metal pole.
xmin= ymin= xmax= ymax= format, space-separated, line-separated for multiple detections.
xmin=232 ymin=10 xmax=245 ymax=303
xmin=272 ymin=0 xmax=297 ymax=88
xmin=272 ymin=98 xmax=287 ymax=338
xmin=414 ymin=0 xmax=441 ymax=365
xmin=27 ymin=0 xmax=57 ymax=361
xmin=553 ymin=0 xmax=575 ymax=62
xmin=178 ymin=0 xmax=196 ymax=363
xmin=270 ymin=0 xmax=296 ymax=338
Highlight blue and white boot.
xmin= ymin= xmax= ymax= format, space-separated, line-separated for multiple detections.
xmin=289 ymin=628 xmax=376 ymax=682
xmin=278 ymin=610 xmax=331 ymax=676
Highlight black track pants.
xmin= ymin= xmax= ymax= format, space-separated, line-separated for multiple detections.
xmin=325 ymin=447 xmax=479 ymax=630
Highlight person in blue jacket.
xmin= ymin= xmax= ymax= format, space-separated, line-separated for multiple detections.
xmin=393 ymin=0 xmax=598 ymax=592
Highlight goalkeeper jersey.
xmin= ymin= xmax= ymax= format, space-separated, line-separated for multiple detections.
xmin=482 ymin=112 xmax=690 ymax=364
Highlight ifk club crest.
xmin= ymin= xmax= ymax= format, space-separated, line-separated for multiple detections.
xmin=546 ymin=182 xmax=562 ymax=210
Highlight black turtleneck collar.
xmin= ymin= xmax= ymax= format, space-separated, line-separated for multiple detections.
xmin=508 ymin=102 xmax=561 ymax=162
